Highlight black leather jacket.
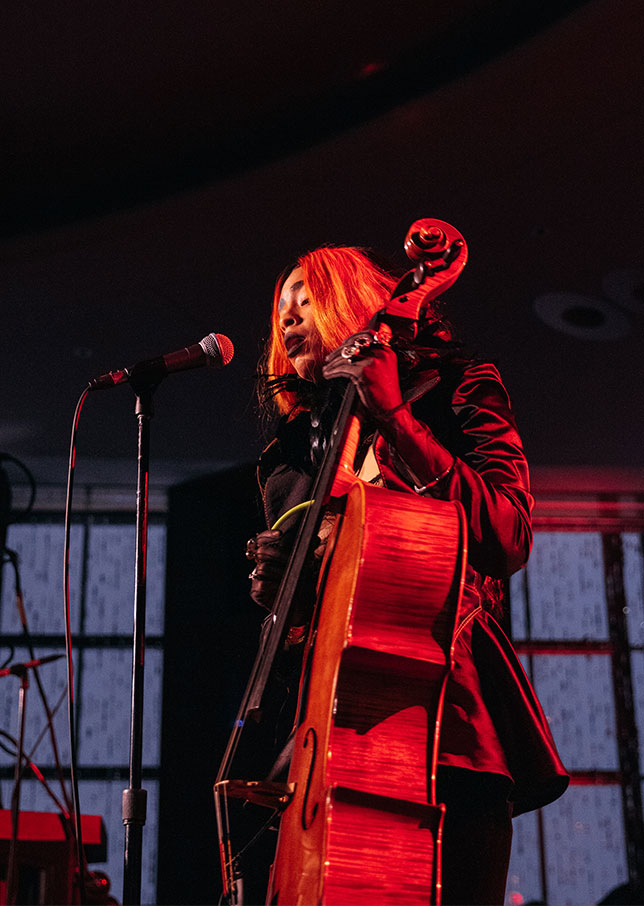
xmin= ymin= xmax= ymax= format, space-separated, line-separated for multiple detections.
xmin=259 ymin=361 xmax=568 ymax=814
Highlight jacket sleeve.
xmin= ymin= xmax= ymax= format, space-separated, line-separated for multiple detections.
xmin=376 ymin=362 xmax=533 ymax=579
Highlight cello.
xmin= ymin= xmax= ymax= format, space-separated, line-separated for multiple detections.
xmin=215 ymin=220 xmax=469 ymax=905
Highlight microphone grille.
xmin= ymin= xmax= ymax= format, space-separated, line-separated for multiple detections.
xmin=201 ymin=333 xmax=235 ymax=366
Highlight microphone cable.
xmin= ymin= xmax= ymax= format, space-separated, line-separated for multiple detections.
xmin=63 ymin=387 xmax=91 ymax=905
xmin=0 ymin=452 xmax=37 ymax=518
xmin=61 ymin=335 xmax=233 ymax=903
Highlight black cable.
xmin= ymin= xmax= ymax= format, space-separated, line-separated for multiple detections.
xmin=0 ymin=727 xmax=69 ymax=815
xmin=63 ymin=387 xmax=90 ymax=904
xmin=1 ymin=430 xmax=88 ymax=900
xmin=0 ymin=452 xmax=37 ymax=517
xmin=1 ymin=551 xmax=17 ymax=667
xmin=1 ymin=642 xmax=15 ymax=671
xmin=2 ymin=547 xmax=73 ymax=814
xmin=26 ymin=689 xmax=67 ymax=764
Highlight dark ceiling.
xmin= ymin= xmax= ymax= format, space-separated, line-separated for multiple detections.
xmin=1 ymin=0 xmax=642 ymax=491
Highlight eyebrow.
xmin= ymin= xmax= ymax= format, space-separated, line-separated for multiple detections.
xmin=278 ymin=279 xmax=305 ymax=311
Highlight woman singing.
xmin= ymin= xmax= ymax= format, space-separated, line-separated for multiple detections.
xmin=245 ymin=245 xmax=568 ymax=905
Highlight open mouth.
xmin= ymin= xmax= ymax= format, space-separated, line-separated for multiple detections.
xmin=285 ymin=334 xmax=306 ymax=358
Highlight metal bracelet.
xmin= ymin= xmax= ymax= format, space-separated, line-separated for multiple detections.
xmin=413 ymin=456 xmax=456 ymax=494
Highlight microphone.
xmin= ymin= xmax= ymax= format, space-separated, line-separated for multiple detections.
xmin=88 ymin=333 xmax=235 ymax=391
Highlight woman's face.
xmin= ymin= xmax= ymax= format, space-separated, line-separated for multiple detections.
xmin=278 ymin=266 xmax=323 ymax=382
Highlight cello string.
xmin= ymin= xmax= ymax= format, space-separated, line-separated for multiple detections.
xmin=215 ymin=384 xmax=358 ymax=783
xmin=223 ymin=790 xmax=235 ymax=898
xmin=233 ymin=809 xmax=279 ymax=862
xmin=214 ymin=782 xmax=234 ymax=899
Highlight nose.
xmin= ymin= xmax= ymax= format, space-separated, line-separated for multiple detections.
xmin=279 ymin=297 xmax=301 ymax=330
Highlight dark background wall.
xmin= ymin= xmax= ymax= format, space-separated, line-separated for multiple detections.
xmin=1 ymin=0 xmax=642 ymax=484
xmin=159 ymin=465 xmax=265 ymax=905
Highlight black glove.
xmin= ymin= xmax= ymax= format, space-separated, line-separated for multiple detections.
xmin=246 ymin=529 xmax=290 ymax=612
xmin=322 ymin=326 xmax=405 ymax=424
xmin=246 ymin=526 xmax=320 ymax=631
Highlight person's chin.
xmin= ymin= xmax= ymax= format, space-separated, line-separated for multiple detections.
xmin=293 ymin=355 xmax=320 ymax=383
xmin=292 ymin=355 xmax=315 ymax=381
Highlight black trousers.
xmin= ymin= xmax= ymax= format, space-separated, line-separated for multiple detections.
xmin=437 ymin=767 xmax=514 ymax=906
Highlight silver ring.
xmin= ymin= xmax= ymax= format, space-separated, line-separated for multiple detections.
xmin=355 ymin=333 xmax=377 ymax=348
xmin=248 ymin=568 xmax=258 ymax=580
xmin=341 ymin=333 xmax=377 ymax=360
xmin=341 ymin=343 xmax=359 ymax=360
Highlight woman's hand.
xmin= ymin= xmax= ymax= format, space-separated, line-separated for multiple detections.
xmin=246 ymin=529 xmax=290 ymax=611
xmin=246 ymin=528 xmax=319 ymax=627
xmin=322 ymin=328 xmax=405 ymax=423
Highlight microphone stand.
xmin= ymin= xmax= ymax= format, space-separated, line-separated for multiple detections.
xmin=122 ymin=380 xmax=155 ymax=906
xmin=84 ymin=338 xmax=233 ymax=903
xmin=1 ymin=654 xmax=64 ymax=906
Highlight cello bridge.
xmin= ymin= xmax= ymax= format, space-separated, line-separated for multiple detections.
xmin=225 ymin=779 xmax=295 ymax=812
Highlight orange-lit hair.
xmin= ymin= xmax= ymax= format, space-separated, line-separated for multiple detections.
xmin=264 ymin=247 xmax=397 ymax=415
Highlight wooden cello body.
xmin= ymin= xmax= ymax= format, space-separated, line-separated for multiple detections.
xmin=268 ymin=478 xmax=467 ymax=905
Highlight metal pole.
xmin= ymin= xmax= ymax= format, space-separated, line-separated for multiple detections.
xmin=122 ymin=385 xmax=153 ymax=905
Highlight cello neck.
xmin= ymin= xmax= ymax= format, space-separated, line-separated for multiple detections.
xmin=215 ymin=381 xmax=359 ymax=784
xmin=328 ymin=414 xmax=361 ymax=499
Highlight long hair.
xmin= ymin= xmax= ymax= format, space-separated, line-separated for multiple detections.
xmin=260 ymin=247 xmax=398 ymax=416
